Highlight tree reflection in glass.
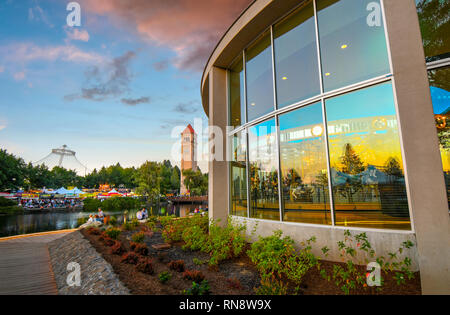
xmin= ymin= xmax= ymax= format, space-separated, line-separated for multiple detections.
xmin=278 ymin=102 xmax=331 ymax=224
xmin=248 ymin=119 xmax=280 ymax=220
xmin=230 ymin=131 xmax=248 ymax=217
xmin=325 ymin=82 xmax=411 ymax=230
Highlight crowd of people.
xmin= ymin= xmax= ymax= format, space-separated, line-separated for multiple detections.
xmin=20 ymin=198 xmax=83 ymax=209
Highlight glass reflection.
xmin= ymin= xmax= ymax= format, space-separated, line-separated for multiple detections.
xmin=416 ymin=0 xmax=450 ymax=62
xmin=246 ymin=31 xmax=275 ymax=121
xmin=273 ymin=1 xmax=320 ymax=108
xmin=325 ymin=82 xmax=411 ymax=230
xmin=428 ymin=67 xmax=450 ymax=208
xmin=230 ymin=131 xmax=248 ymax=217
xmin=317 ymin=0 xmax=390 ymax=92
xmin=229 ymin=56 xmax=246 ymax=126
xmin=279 ymin=102 xmax=331 ymax=224
xmin=248 ymin=119 xmax=280 ymax=220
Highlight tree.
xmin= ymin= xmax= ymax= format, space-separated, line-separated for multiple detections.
xmin=0 ymin=149 xmax=26 ymax=190
xmin=182 ymin=169 xmax=208 ymax=196
xmin=384 ymin=157 xmax=403 ymax=183
xmin=416 ymin=0 xmax=450 ymax=62
xmin=338 ymin=144 xmax=365 ymax=204
xmin=340 ymin=143 xmax=365 ymax=175
xmin=135 ymin=161 xmax=161 ymax=203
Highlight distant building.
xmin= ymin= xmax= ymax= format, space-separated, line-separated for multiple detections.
xmin=180 ymin=124 xmax=197 ymax=195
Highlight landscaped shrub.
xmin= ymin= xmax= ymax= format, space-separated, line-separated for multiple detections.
xmin=110 ymin=241 xmax=125 ymax=255
xmin=168 ymin=260 xmax=185 ymax=272
xmin=183 ymin=280 xmax=210 ymax=295
xmin=202 ymin=219 xmax=247 ymax=266
xmin=87 ymin=227 xmax=101 ymax=235
xmin=319 ymin=230 xmax=416 ymax=295
xmin=183 ymin=270 xmax=205 ymax=283
xmin=102 ymin=236 xmax=116 ymax=247
xmin=133 ymin=243 xmax=149 ymax=256
xmin=121 ymin=222 xmax=133 ymax=231
xmin=131 ymin=231 xmax=145 ymax=243
xmin=255 ymin=279 xmax=288 ymax=295
xmin=121 ymin=252 xmax=139 ymax=265
xmin=136 ymin=258 xmax=154 ymax=275
xmin=247 ymin=230 xmax=318 ymax=287
xmin=182 ymin=225 xmax=208 ymax=251
xmin=131 ymin=218 xmax=140 ymax=227
xmin=104 ymin=227 xmax=121 ymax=240
xmin=109 ymin=216 xmax=117 ymax=226
xmin=162 ymin=215 xmax=208 ymax=243
xmin=146 ymin=216 xmax=158 ymax=230
xmin=158 ymin=271 xmax=172 ymax=284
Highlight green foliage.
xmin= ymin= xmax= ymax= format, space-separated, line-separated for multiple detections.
xmin=158 ymin=271 xmax=172 ymax=284
xmin=247 ymin=230 xmax=318 ymax=286
xmin=255 ymin=279 xmax=288 ymax=295
xmin=76 ymin=217 xmax=88 ymax=227
xmin=178 ymin=217 xmax=247 ymax=266
xmin=202 ymin=219 xmax=247 ymax=266
xmin=162 ymin=215 xmax=208 ymax=243
xmin=319 ymin=230 xmax=416 ymax=295
xmin=104 ymin=227 xmax=121 ymax=240
xmin=182 ymin=169 xmax=208 ymax=196
xmin=183 ymin=280 xmax=210 ymax=295
xmin=109 ymin=216 xmax=117 ymax=226
xmin=192 ymin=258 xmax=206 ymax=266
xmin=131 ymin=231 xmax=145 ymax=243
xmin=121 ymin=222 xmax=134 ymax=231
xmin=0 ymin=197 xmax=16 ymax=207
xmin=82 ymin=198 xmax=102 ymax=212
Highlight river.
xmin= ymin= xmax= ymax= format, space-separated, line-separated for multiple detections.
xmin=0 ymin=203 xmax=203 ymax=237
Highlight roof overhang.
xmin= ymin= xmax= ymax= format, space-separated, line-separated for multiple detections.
xmin=200 ymin=0 xmax=308 ymax=116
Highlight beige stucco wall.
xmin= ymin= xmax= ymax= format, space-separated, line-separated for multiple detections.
xmin=232 ymin=216 xmax=420 ymax=271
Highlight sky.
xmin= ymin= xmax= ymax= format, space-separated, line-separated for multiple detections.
xmin=0 ymin=0 xmax=252 ymax=173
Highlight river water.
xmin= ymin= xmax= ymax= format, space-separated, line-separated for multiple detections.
xmin=0 ymin=203 xmax=202 ymax=237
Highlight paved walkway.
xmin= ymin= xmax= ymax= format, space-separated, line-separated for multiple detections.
xmin=0 ymin=230 xmax=75 ymax=295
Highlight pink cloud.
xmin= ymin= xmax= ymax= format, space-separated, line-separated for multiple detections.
xmin=13 ymin=71 xmax=26 ymax=81
xmin=1 ymin=43 xmax=105 ymax=65
xmin=80 ymin=0 xmax=253 ymax=71
xmin=66 ymin=28 xmax=90 ymax=42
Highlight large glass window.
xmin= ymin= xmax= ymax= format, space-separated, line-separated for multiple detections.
xmin=229 ymin=56 xmax=246 ymax=127
xmin=316 ymin=0 xmax=390 ymax=92
xmin=279 ymin=102 xmax=331 ymax=224
xmin=273 ymin=1 xmax=320 ymax=108
xmin=248 ymin=119 xmax=279 ymax=220
xmin=246 ymin=31 xmax=275 ymax=121
xmin=428 ymin=67 xmax=450 ymax=208
xmin=416 ymin=0 xmax=450 ymax=62
xmin=230 ymin=131 xmax=248 ymax=217
xmin=325 ymin=82 xmax=411 ymax=230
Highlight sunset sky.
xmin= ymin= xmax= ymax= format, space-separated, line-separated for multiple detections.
xmin=0 ymin=0 xmax=252 ymax=173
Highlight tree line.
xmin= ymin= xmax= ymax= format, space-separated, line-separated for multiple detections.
xmin=0 ymin=149 xmax=184 ymax=194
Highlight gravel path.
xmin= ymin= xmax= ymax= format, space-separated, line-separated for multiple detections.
xmin=48 ymin=231 xmax=130 ymax=295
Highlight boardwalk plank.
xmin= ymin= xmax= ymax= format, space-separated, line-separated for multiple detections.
xmin=0 ymin=231 xmax=72 ymax=295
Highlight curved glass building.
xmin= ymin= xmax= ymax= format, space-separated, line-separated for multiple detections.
xmin=201 ymin=0 xmax=450 ymax=293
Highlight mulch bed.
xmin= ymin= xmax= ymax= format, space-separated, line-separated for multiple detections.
xmin=81 ymin=224 xmax=421 ymax=295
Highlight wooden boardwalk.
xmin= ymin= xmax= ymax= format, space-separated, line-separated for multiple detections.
xmin=0 ymin=230 xmax=75 ymax=295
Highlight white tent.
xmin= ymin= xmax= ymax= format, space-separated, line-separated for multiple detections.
xmin=55 ymin=187 xmax=69 ymax=195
